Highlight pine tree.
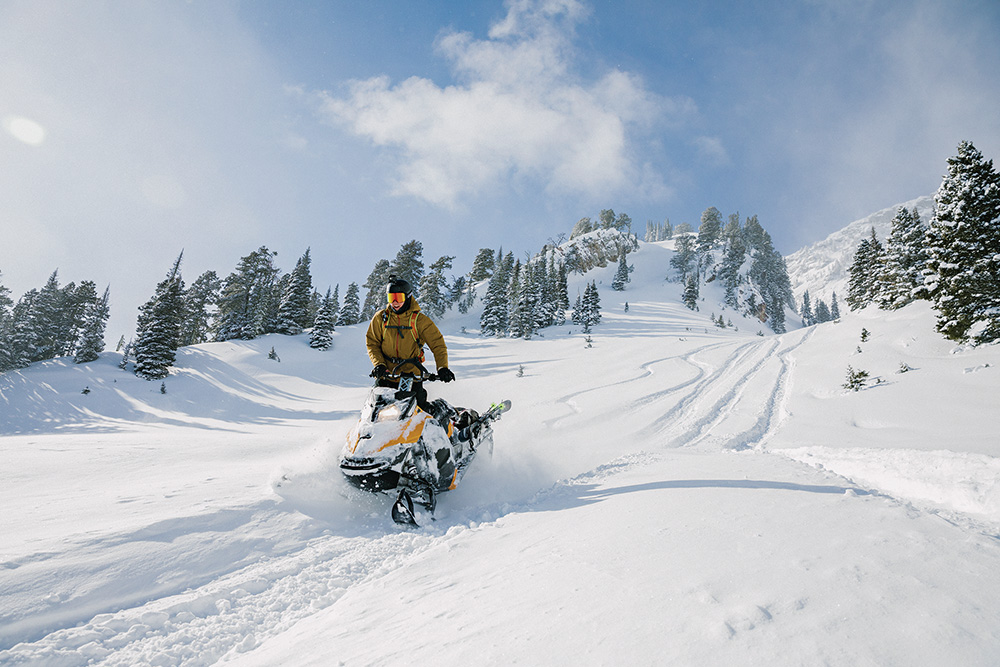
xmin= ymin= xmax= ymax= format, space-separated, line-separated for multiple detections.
xmin=815 ymin=299 xmax=831 ymax=323
xmin=337 ymin=282 xmax=362 ymax=326
xmin=74 ymin=286 xmax=110 ymax=363
xmin=5 ymin=290 xmax=38 ymax=370
xmin=580 ymin=281 xmax=602 ymax=332
xmin=310 ymin=287 xmax=336 ymax=350
xmin=507 ymin=260 xmax=525 ymax=338
xmin=925 ymin=141 xmax=1000 ymax=342
xmin=180 ymin=270 xmax=221 ymax=346
xmin=683 ymin=274 xmax=699 ymax=311
xmin=389 ymin=240 xmax=424 ymax=298
xmin=697 ymin=206 xmax=723 ymax=254
xmin=830 ymin=292 xmax=841 ymax=320
xmin=215 ymin=247 xmax=280 ymax=341
xmin=748 ymin=229 xmax=794 ymax=330
xmin=879 ymin=208 xmax=928 ymax=309
xmin=718 ymin=234 xmax=746 ymax=309
xmin=134 ymin=255 xmax=185 ymax=380
xmin=801 ymin=290 xmax=814 ymax=326
xmin=611 ymin=252 xmax=630 ymax=291
xmin=570 ymin=217 xmax=593 ymax=239
xmin=419 ymin=255 xmax=455 ymax=320
xmin=553 ymin=255 xmax=569 ymax=325
xmin=54 ymin=281 xmax=87 ymax=358
xmin=469 ymin=248 xmax=496 ymax=282
xmin=480 ymin=253 xmax=511 ymax=337
xmin=846 ymin=229 xmax=885 ymax=310
xmin=30 ymin=270 xmax=63 ymax=362
xmin=670 ymin=235 xmax=696 ymax=281
xmin=277 ymin=248 xmax=313 ymax=335
xmin=361 ymin=260 xmax=392 ymax=320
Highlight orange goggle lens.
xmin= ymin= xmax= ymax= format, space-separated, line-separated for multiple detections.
xmin=388 ymin=292 xmax=406 ymax=304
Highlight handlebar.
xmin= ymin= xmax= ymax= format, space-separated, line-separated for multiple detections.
xmin=380 ymin=360 xmax=438 ymax=383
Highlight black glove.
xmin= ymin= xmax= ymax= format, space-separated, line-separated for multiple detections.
xmin=437 ymin=367 xmax=455 ymax=383
xmin=370 ymin=364 xmax=387 ymax=379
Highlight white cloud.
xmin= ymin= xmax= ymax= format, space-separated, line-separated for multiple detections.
xmin=692 ymin=136 xmax=731 ymax=167
xmin=319 ymin=0 xmax=687 ymax=208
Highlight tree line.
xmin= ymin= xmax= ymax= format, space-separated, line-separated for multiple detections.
xmin=0 ymin=270 xmax=110 ymax=372
xmin=668 ymin=207 xmax=795 ymax=333
xmin=846 ymin=141 xmax=1000 ymax=345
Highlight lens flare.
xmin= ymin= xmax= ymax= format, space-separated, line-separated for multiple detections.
xmin=3 ymin=116 xmax=46 ymax=146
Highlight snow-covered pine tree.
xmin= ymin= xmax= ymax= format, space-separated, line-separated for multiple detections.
xmin=5 ymin=290 xmax=37 ymax=369
xmin=448 ymin=275 xmax=468 ymax=313
xmin=581 ymin=281 xmax=602 ymax=332
xmin=134 ymin=255 xmax=185 ymax=380
xmin=277 ymin=248 xmax=313 ymax=335
xmin=58 ymin=280 xmax=98 ymax=358
xmin=480 ymin=252 xmax=513 ymax=337
xmin=748 ymin=230 xmax=794 ymax=332
xmin=683 ymin=274 xmax=699 ymax=311
xmin=830 ymin=292 xmax=841 ymax=320
xmin=361 ymin=260 xmax=392 ymax=321
xmin=119 ymin=338 xmax=132 ymax=370
xmin=506 ymin=260 xmax=526 ymax=338
xmin=30 ymin=271 xmax=63 ymax=362
xmin=718 ymin=233 xmax=746 ymax=309
xmin=0 ymin=275 xmax=11 ymax=372
xmin=310 ymin=287 xmax=336 ymax=350
xmin=337 ymin=282 xmax=361 ymax=326
xmin=570 ymin=217 xmax=593 ymax=239
xmin=389 ymin=241 xmax=425 ymax=298
xmin=180 ymin=270 xmax=221 ymax=346
xmin=524 ymin=261 xmax=544 ymax=338
xmin=74 ymin=286 xmax=110 ymax=363
xmin=697 ymin=207 xmax=722 ymax=261
xmin=879 ymin=207 xmax=928 ymax=309
xmin=611 ymin=251 xmax=630 ymax=291
xmin=801 ymin=290 xmax=814 ymax=326
xmin=552 ymin=254 xmax=569 ymax=325
xmin=419 ymin=255 xmax=455 ymax=319
xmin=670 ymin=235 xmax=696 ymax=281
xmin=815 ymin=299 xmax=831 ymax=323
xmin=925 ymin=141 xmax=1000 ymax=343
xmin=457 ymin=276 xmax=476 ymax=315
xmin=215 ymin=247 xmax=280 ymax=341
xmin=469 ymin=248 xmax=496 ymax=282
xmin=846 ymin=229 xmax=884 ymax=310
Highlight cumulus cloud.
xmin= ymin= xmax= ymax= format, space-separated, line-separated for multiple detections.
xmin=319 ymin=0 xmax=691 ymax=208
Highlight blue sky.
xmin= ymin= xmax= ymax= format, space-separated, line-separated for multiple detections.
xmin=2 ymin=0 xmax=999 ymax=339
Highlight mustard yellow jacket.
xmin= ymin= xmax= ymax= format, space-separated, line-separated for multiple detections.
xmin=366 ymin=298 xmax=448 ymax=374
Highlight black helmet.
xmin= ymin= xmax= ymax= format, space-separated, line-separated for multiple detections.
xmin=386 ymin=275 xmax=413 ymax=297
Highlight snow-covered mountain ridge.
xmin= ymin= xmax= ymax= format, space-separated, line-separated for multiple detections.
xmin=2 ymin=233 xmax=1000 ymax=666
xmin=785 ymin=194 xmax=936 ymax=304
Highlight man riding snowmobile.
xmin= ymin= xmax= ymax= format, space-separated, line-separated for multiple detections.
xmin=366 ymin=275 xmax=454 ymax=397
xmin=365 ymin=276 xmax=464 ymax=475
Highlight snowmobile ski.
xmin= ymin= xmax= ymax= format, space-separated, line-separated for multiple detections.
xmin=391 ymin=489 xmax=419 ymax=527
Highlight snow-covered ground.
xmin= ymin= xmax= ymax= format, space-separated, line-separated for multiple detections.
xmin=2 ymin=240 xmax=1000 ymax=666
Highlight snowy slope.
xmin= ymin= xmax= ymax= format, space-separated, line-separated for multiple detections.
xmin=785 ymin=194 xmax=935 ymax=303
xmin=2 ymin=240 xmax=1000 ymax=666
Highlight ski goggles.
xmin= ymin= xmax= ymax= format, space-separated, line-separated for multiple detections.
xmin=387 ymin=292 xmax=407 ymax=305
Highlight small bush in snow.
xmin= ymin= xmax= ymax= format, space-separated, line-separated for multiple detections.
xmin=843 ymin=366 xmax=870 ymax=392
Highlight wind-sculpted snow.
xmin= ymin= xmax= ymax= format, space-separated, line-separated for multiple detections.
xmin=2 ymin=239 xmax=1000 ymax=665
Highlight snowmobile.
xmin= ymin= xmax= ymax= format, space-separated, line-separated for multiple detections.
xmin=340 ymin=361 xmax=511 ymax=526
